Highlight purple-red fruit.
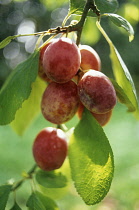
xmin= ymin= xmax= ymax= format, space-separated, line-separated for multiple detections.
xmin=38 ymin=41 xmax=53 ymax=82
xmin=79 ymin=45 xmax=101 ymax=71
xmin=77 ymin=70 xmax=117 ymax=114
xmin=41 ymin=80 xmax=79 ymax=124
xmin=77 ymin=103 xmax=112 ymax=126
xmin=43 ymin=37 xmax=81 ymax=83
xmin=33 ymin=127 xmax=68 ymax=171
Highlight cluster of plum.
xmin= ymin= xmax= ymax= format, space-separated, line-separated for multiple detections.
xmin=32 ymin=37 xmax=117 ymax=171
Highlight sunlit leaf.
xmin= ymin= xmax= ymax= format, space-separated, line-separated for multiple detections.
xmin=0 ymin=184 xmax=12 ymax=210
xmin=110 ymin=78 xmax=135 ymax=112
xmin=10 ymin=77 xmax=46 ymax=135
xmin=103 ymin=13 xmax=134 ymax=41
xmin=0 ymin=50 xmax=39 ymax=125
xmin=97 ymin=21 xmax=139 ymax=120
xmin=69 ymin=109 xmax=114 ymax=205
xmin=26 ymin=192 xmax=45 ymax=210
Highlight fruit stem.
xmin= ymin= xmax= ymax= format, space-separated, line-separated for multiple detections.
xmin=11 ymin=164 xmax=38 ymax=191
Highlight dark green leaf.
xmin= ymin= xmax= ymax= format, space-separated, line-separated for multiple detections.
xmin=69 ymin=109 xmax=114 ymax=205
xmin=95 ymin=0 xmax=119 ymax=14
xmin=36 ymin=170 xmax=67 ymax=188
xmin=69 ymin=0 xmax=118 ymax=16
xmin=10 ymin=77 xmax=46 ymax=135
xmin=97 ymin=21 xmax=139 ymax=120
xmin=110 ymin=78 xmax=136 ymax=112
xmin=104 ymin=13 xmax=134 ymax=41
xmin=0 ymin=50 xmax=39 ymax=125
xmin=36 ymin=191 xmax=59 ymax=210
xmin=0 ymin=184 xmax=12 ymax=210
xmin=0 ymin=36 xmax=17 ymax=49
xmin=10 ymin=202 xmax=22 ymax=210
xmin=26 ymin=192 xmax=45 ymax=210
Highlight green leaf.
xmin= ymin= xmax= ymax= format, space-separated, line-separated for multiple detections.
xmin=95 ymin=0 xmax=119 ymax=14
xmin=97 ymin=21 xmax=139 ymax=120
xmin=36 ymin=191 xmax=59 ymax=210
xmin=36 ymin=170 xmax=67 ymax=188
xmin=10 ymin=202 xmax=22 ymax=210
xmin=110 ymin=78 xmax=135 ymax=112
xmin=10 ymin=77 xmax=46 ymax=135
xmin=0 ymin=36 xmax=17 ymax=49
xmin=0 ymin=50 xmax=39 ymax=125
xmin=104 ymin=13 xmax=134 ymax=41
xmin=26 ymin=192 xmax=45 ymax=210
xmin=69 ymin=0 xmax=118 ymax=16
xmin=69 ymin=109 xmax=114 ymax=205
xmin=0 ymin=184 xmax=12 ymax=210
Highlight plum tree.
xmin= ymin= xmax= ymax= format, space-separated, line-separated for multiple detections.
xmin=77 ymin=103 xmax=112 ymax=126
xmin=32 ymin=127 xmax=68 ymax=171
xmin=42 ymin=37 xmax=81 ymax=83
xmin=77 ymin=70 xmax=117 ymax=114
xmin=41 ymin=80 xmax=79 ymax=124
xmin=79 ymin=45 xmax=101 ymax=71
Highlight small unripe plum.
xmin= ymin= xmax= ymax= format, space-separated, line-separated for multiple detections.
xmin=41 ymin=80 xmax=79 ymax=124
xmin=77 ymin=103 xmax=112 ymax=126
xmin=79 ymin=45 xmax=101 ymax=71
xmin=77 ymin=70 xmax=116 ymax=114
xmin=33 ymin=127 xmax=68 ymax=171
xmin=43 ymin=37 xmax=81 ymax=83
xmin=38 ymin=41 xmax=53 ymax=82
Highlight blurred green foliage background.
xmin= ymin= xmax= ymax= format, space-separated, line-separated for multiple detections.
xmin=0 ymin=0 xmax=139 ymax=209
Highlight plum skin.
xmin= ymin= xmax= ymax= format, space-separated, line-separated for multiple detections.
xmin=77 ymin=70 xmax=117 ymax=114
xmin=77 ymin=103 xmax=112 ymax=126
xmin=38 ymin=41 xmax=53 ymax=82
xmin=33 ymin=127 xmax=68 ymax=171
xmin=41 ymin=80 xmax=79 ymax=124
xmin=43 ymin=37 xmax=81 ymax=83
xmin=79 ymin=45 xmax=101 ymax=71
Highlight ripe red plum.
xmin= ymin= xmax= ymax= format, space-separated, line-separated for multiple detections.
xmin=79 ymin=45 xmax=101 ymax=71
xmin=77 ymin=70 xmax=116 ymax=114
xmin=41 ymin=80 xmax=79 ymax=124
xmin=43 ymin=37 xmax=81 ymax=83
xmin=33 ymin=127 xmax=68 ymax=171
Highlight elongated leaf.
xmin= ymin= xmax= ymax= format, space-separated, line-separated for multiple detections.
xmin=110 ymin=78 xmax=135 ymax=112
xmin=10 ymin=77 xmax=46 ymax=135
xmin=0 ymin=184 xmax=12 ymax=210
xmin=0 ymin=50 xmax=39 ymax=125
xmin=69 ymin=109 xmax=114 ymax=205
xmin=104 ymin=13 xmax=134 ymax=41
xmin=0 ymin=36 xmax=17 ymax=49
xmin=97 ymin=21 xmax=139 ymax=119
xmin=69 ymin=0 xmax=118 ymax=16
xmin=36 ymin=170 xmax=67 ymax=188
xmin=36 ymin=191 xmax=59 ymax=210
xmin=10 ymin=202 xmax=22 ymax=210
xmin=26 ymin=192 xmax=45 ymax=210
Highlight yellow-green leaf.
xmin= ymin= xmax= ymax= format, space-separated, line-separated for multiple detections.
xmin=0 ymin=50 xmax=39 ymax=125
xmin=10 ymin=77 xmax=46 ymax=135
xmin=69 ymin=109 xmax=114 ymax=205
xmin=97 ymin=21 xmax=139 ymax=120
xmin=103 ymin=13 xmax=134 ymax=41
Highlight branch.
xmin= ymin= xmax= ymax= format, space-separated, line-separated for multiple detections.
xmin=11 ymin=164 xmax=38 ymax=191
